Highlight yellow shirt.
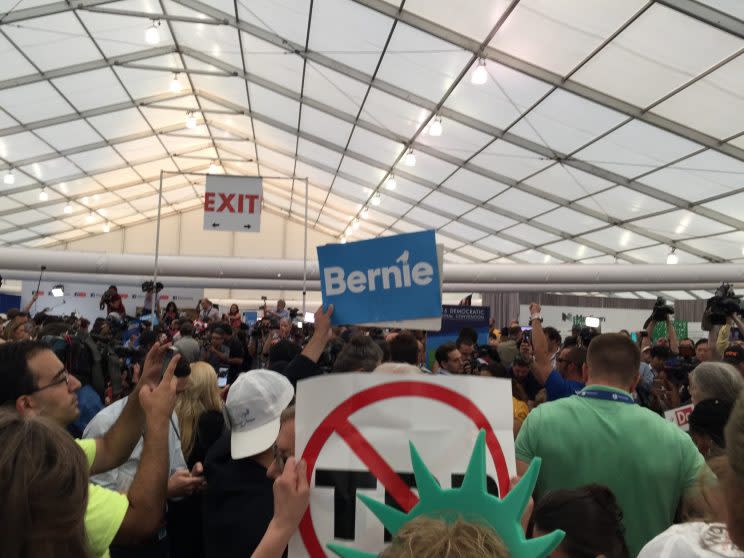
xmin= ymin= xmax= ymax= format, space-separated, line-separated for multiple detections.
xmin=513 ymin=397 xmax=529 ymax=423
xmin=76 ymin=439 xmax=129 ymax=558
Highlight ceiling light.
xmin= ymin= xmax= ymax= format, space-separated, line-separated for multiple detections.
xmin=471 ymin=58 xmax=488 ymax=85
xmin=3 ymin=171 xmax=14 ymax=185
xmin=361 ymin=207 xmax=369 ymax=219
xmin=345 ymin=226 xmax=353 ymax=236
xmin=51 ymin=284 xmax=64 ymax=298
xmin=63 ymin=202 xmax=72 ymax=214
xmin=429 ymin=116 xmax=443 ymax=137
xmin=103 ymin=221 xmax=111 ymax=233
xmin=86 ymin=211 xmax=94 ymax=223
xmin=186 ymin=111 xmax=197 ymax=129
xmin=145 ymin=20 xmax=160 ymax=45
xmin=59 ymin=182 xmax=67 ymax=193
xmin=403 ymin=148 xmax=416 ymax=167
xmin=666 ymin=248 xmax=678 ymax=265
xmin=385 ymin=175 xmax=397 ymax=191
xmin=371 ymin=192 xmax=381 ymax=206
xmin=340 ymin=237 xmax=347 ymax=244
xmin=208 ymin=161 xmax=219 ymax=174
xmin=170 ymin=73 xmax=183 ymax=93
xmin=39 ymin=188 xmax=49 ymax=201
xmin=352 ymin=218 xmax=360 ymax=230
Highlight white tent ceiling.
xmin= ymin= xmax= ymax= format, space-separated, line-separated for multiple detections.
xmin=2 ymin=0 xmax=744 ymax=272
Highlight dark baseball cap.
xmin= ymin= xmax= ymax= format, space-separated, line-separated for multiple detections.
xmin=723 ymin=344 xmax=744 ymax=365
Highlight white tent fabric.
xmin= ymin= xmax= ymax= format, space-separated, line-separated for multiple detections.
xmin=1 ymin=0 xmax=744 ymax=272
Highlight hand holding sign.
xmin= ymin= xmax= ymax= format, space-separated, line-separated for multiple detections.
xmin=317 ymin=231 xmax=441 ymax=326
xmin=315 ymin=304 xmax=334 ymax=340
xmin=273 ymin=457 xmax=310 ymax=534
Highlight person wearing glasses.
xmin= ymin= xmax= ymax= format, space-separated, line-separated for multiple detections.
xmin=0 ymin=340 xmax=182 ymax=558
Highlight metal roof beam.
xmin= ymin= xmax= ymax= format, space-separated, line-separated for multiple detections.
xmin=349 ymin=0 xmax=744 ymax=164
xmin=0 ymin=46 xmax=178 ymax=91
xmin=200 ymin=92 xmax=716 ymax=262
xmin=0 ymin=0 xmax=117 ymax=23
xmin=170 ymin=4 xmax=739 ymax=249
xmin=656 ymin=0 xmax=744 ymax=39
xmin=0 ymin=144 xmax=212 ymax=201
xmin=0 ymin=91 xmax=190 ymax=137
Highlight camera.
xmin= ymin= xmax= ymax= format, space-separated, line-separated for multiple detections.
xmin=141 ymin=281 xmax=164 ymax=293
xmin=651 ymin=297 xmax=674 ymax=322
xmin=703 ymin=283 xmax=742 ymax=329
xmin=643 ymin=297 xmax=674 ymax=329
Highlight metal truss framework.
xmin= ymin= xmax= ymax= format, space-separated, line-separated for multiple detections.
xmin=1 ymin=0 xmax=744 ymax=297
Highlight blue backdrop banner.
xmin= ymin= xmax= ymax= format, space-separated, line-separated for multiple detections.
xmin=317 ymin=230 xmax=442 ymax=325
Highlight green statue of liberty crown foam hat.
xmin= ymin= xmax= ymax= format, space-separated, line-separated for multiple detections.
xmin=327 ymin=430 xmax=564 ymax=558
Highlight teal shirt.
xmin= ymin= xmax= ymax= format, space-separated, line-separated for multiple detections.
xmin=515 ymin=385 xmax=704 ymax=558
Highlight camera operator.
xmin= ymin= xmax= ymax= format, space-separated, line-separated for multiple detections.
xmin=703 ymin=284 xmax=744 ymax=360
xmin=644 ymin=297 xmax=679 ymax=355
xmin=100 ymin=285 xmax=126 ymax=321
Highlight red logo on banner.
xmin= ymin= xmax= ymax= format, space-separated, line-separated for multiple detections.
xmin=675 ymin=406 xmax=693 ymax=426
xmin=298 ymin=381 xmax=510 ymax=558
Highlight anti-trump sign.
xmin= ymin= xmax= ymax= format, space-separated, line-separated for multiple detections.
xmin=317 ymin=230 xmax=441 ymax=326
xmin=288 ymin=373 xmax=515 ymax=558
xmin=203 ymin=174 xmax=262 ymax=232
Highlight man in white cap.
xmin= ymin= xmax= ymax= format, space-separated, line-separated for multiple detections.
xmin=202 ymin=368 xmax=295 ymax=558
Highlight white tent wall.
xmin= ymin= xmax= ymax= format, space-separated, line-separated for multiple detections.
xmin=57 ymin=207 xmax=336 ymax=308
xmin=0 ymin=207 xmax=479 ymax=311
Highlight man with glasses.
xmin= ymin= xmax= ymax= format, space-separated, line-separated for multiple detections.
xmin=0 ymin=340 xmax=181 ymax=558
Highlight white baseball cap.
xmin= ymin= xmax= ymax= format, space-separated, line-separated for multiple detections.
xmin=225 ymin=369 xmax=294 ymax=460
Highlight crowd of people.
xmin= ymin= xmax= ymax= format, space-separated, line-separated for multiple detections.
xmin=1 ymin=289 xmax=744 ymax=558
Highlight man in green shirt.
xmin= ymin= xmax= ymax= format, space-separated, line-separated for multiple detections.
xmin=0 ymin=340 xmax=179 ymax=558
xmin=515 ymin=333 xmax=705 ymax=557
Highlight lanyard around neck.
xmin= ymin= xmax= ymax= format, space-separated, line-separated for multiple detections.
xmin=577 ymin=388 xmax=635 ymax=404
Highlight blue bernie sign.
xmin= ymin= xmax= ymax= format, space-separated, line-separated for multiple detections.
xmin=317 ymin=230 xmax=441 ymax=325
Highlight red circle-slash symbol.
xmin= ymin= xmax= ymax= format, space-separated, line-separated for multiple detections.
xmin=298 ymin=381 xmax=510 ymax=557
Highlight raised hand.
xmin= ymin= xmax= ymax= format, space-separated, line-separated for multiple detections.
xmin=138 ymin=342 xmax=173 ymax=391
xmin=271 ymin=457 xmax=310 ymax=533
xmin=139 ymin=352 xmax=180 ymax=425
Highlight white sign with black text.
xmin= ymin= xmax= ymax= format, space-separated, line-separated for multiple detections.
xmin=289 ymin=373 xmax=515 ymax=558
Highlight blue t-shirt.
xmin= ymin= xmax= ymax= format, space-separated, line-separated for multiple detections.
xmin=545 ymin=369 xmax=584 ymax=401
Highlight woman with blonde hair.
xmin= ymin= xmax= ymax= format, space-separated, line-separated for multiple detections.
xmin=0 ymin=409 xmax=91 ymax=558
xmin=174 ymin=361 xmax=224 ymax=466
xmin=170 ymin=362 xmax=225 ymax=558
